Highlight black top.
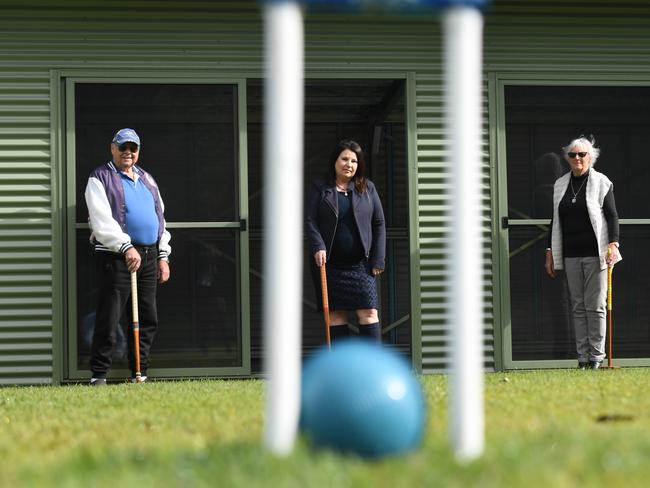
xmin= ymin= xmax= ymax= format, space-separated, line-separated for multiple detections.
xmin=547 ymin=171 xmax=619 ymax=256
xmin=329 ymin=191 xmax=365 ymax=265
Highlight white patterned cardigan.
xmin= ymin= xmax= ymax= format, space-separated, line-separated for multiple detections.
xmin=550 ymin=168 xmax=621 ymax=271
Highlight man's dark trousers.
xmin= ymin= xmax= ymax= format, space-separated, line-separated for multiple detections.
xmin=90 ymin=246 xmax=158 ymax=378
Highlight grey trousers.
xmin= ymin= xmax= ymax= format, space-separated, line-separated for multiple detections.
xmin=564 ymin=257 xmax=607 ymax=362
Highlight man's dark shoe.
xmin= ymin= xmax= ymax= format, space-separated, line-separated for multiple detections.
xmin=589 ymin=361 xmax=602 ymax=370
xmin=89 ymin=378 xmax=107 ymax=386
xmin=578 ymin=362 xmax=588 ymax=370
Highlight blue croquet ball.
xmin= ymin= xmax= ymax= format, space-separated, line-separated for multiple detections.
xmin=300 ymin=341 xmax=426 ymax=458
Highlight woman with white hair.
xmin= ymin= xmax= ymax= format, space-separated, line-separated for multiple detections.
xmin=544 ymin=135 xmax=621 ymax=370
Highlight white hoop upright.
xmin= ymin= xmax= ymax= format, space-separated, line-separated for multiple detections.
xmin=262 ymin=0 xmax=305 ymax=456
xmin=261 ymin=0 xmax=487 ymax=460
xmin=443 ymin=5 xmax=485 ymax=462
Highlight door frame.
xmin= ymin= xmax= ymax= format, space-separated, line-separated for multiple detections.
xmin=305 ymin=71 xmax=421 ymax=370
xmin=490 ymin=72 xmax=650 ymax=370
xmin=54 ymin=71 xmax=251 ymax=380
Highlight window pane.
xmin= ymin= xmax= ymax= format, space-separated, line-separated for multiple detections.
xmin=155 ymin=228 xmax=241 ymax=368
xmin=510 ymin=226 xmax=650 ymax=360
xmin=604 ymin=227 xmax=650 ymax=358
xmin=505 ymin=85 xmax=650 ymax=220
xmin=509 ymin=227 xmax=574 ymax=360
xmin=75 ymin=83 xmax=238 ymax=223
xmin=76 ymin=228 xmax=241 ymax=370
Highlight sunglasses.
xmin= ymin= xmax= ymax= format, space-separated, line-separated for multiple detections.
xmin=568 ymin=152 xmax=588 ymax=159
xmin=118 ymin=143 xmax=139 ymax=152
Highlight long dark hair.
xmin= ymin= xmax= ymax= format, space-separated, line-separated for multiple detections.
xmin=326 ymin=139 xmax=368 ymax=193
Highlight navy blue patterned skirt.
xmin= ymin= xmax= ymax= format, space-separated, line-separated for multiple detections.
xmin=316 ymin=260 xmax=379 ymax=311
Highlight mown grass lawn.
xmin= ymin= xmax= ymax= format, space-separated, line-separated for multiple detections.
xmin=2 ymin=368 xmax=650 ymax=487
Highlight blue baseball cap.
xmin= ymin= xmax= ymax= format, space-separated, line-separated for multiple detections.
xmin=112 ymin=128 xmax=141 ymax=147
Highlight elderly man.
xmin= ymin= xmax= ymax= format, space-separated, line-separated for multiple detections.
xmin=85 ymin=128 xmax=171 ymax=385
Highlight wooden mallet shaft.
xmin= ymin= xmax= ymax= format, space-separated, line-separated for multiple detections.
xmin=131 ymin=271 xmax=142 ymax=382
xmin=319 ymin=264 xmax=331 ymax=348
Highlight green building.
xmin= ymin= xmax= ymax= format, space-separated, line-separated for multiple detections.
xmin=1 ymin=0 xmax=649 ymax=384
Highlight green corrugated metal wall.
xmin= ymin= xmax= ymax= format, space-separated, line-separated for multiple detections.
xmin=0 ymin=0 xmax=648 ymax=383
xmin=0 ymin=68 xmax=54 ymax=384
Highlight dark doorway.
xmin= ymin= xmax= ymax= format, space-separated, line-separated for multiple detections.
xmin=246 ymin=78 xmax=411 ymax=372
xmin=505 ymin=84 xmax=650 ymax=361
xmin=72 ymin=82 xmax=247 ymax=379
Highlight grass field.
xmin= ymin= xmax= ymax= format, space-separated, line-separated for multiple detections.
xmin=2 ymin=368 xmax=650 ymax=487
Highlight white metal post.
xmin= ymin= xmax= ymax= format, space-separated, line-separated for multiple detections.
xmin=262 ymin=1 xmax=305 ymax=456
xmin=443 ymin=5 xmax=485 ymax=461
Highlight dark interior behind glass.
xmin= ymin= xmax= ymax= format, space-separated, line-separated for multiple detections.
xmin=506 ymin=85 xmax=650 ymax=360
xmin=75 ymin=83 xmax=241 ymax=372
xmin=246 ymin=79 xmax=410 ymax=372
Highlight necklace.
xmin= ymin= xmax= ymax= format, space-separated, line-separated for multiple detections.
xmin=336 ymin=183 xmax=349 ymax=196
xmin=569 ymin=172 xmax=589 ymax=204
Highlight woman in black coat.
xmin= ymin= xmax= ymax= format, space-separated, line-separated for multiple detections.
xmin=305 ymin=140 xmax=386 ymax=342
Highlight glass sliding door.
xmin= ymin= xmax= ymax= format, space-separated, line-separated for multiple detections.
xmin=501 ymin=82 xmax=650 ymax=367
xmin=67 ymin=80 xmax=249 ymax=379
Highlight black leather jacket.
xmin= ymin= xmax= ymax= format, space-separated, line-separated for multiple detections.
xmin=305 ymin=178 xmax=386 ymax=270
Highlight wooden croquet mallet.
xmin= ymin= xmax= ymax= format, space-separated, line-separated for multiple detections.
xmin=606 ymin=248 xmax=614 ymax=368
xmin=131 ymin=271 xmax=143 ymax=382
xmin=319 ymin=264 xmax=331 ymax=348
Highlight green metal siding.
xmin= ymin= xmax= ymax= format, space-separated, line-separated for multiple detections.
xmin=0 ymin=0 xmax=649 ymax=382
xmin=0 ymin=70 xmax=53 ymax=384
xmin=415 ymin=73 xmax=495 ymax=372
